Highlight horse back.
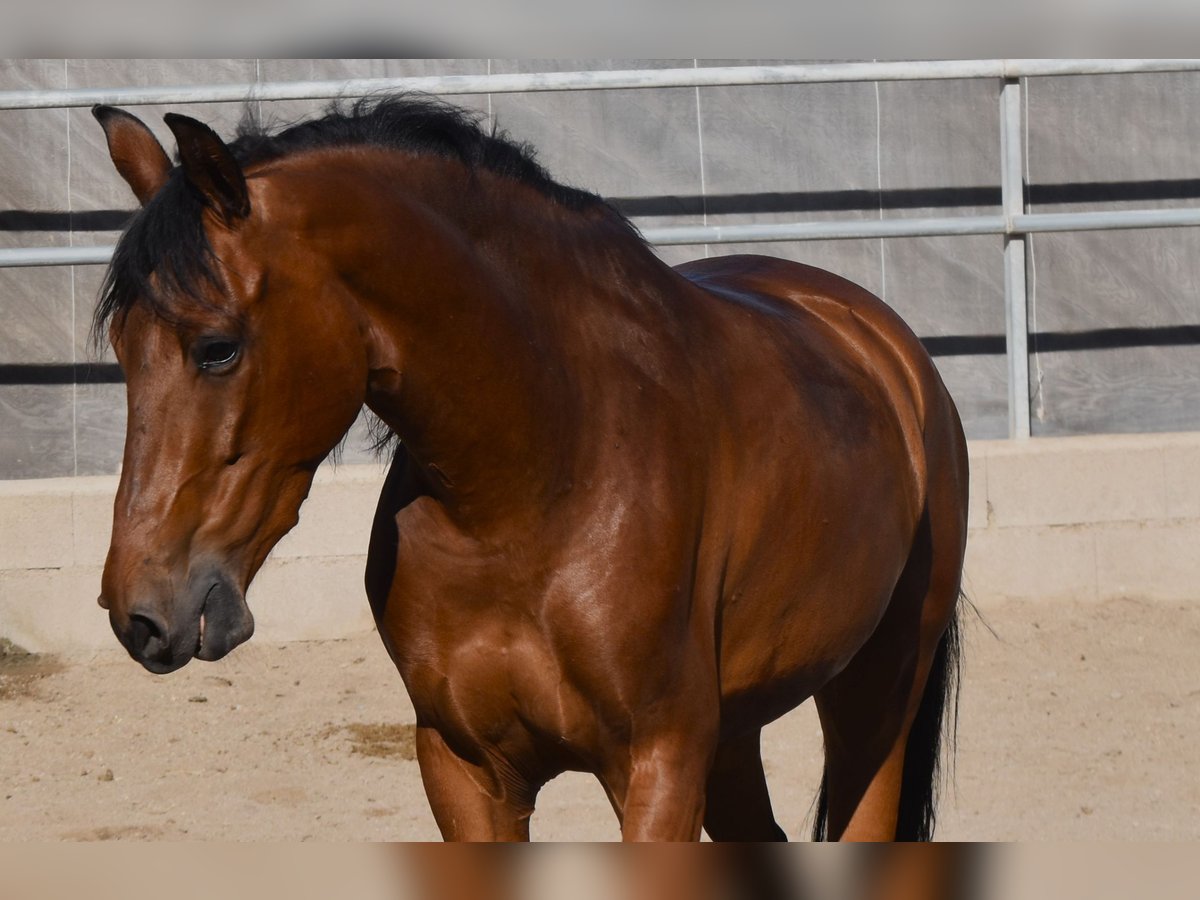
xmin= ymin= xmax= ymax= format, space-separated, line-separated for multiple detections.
xmin=674 ymin=254 xmax=951 ymax=464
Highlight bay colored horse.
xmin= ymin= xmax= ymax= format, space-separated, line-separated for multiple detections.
xmin=92 ymin=95 xmax=967 ymax=841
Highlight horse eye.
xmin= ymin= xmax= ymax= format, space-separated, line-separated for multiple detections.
xmin=196 ymin=339 xmax=240 ymax=370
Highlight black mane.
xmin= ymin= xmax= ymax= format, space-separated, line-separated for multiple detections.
xmin=230 ymin=94 xmax=604 ymax=211
xmin=93 ymin=94 xmax=638 ymax=344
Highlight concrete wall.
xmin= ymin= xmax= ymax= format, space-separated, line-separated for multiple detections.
xmin=3 ymin=60 xmax=1200 ymax=479
xmin=4 ymin=432 xmax=1200 ymax=653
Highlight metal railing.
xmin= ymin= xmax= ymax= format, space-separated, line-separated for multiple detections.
xmin=2 ymin=59 xmax=1198 ymax=109
xmin=4 ymin=59 xmax=1200 ymax=438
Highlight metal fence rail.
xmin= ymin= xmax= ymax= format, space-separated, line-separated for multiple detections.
xmin=4 ymin=59 xmax=1200 ymax=438
xmin=2 ymin=59 xmax=1199 ymax=110
xmin=9 ymin=207 xmax=1200 ymax=265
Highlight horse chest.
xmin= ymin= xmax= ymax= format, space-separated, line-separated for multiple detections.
xmin=379 ymin=498 xmax=599 ymax=757
xmin=399 ymin=617 xmax=594 ymax=766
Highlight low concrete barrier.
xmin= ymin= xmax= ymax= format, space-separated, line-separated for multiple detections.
xmin=0 ymin=464 xmax=387 ymax=653
xmin=3 ymin=432 xmax=1199 ymax=652
xmin=965 ymin=432 xmax=1200 ymax=606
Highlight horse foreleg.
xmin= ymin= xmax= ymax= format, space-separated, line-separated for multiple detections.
xmin=599 ymin=627 xmax=721 ymax=840
xmin=616 ymin=740 xmax=710 ymax=841
xmin=415 ymin=726 xmax=536 ymax=842
xmin=703 ymin=729 xmax=788 ymax=841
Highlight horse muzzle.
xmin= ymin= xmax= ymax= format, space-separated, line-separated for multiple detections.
xmin=111 ymin=570 xmax=254 ymax=674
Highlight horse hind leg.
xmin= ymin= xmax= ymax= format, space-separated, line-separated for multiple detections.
xmin=812 ymin=503 xmax=965 ymax=842
xmin=703 ymin=729 xmax=788 ymax=841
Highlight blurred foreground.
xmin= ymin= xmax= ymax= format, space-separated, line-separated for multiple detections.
xmin=4 ymin=844 xmax=1200 ymax=900
xmin=404 ymin=843 xmax=978 ymax=900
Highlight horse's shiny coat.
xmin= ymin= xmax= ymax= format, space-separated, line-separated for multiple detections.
xmin=93 ymin=97 xmax=967 ymax=841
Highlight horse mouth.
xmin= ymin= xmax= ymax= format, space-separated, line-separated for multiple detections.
xmin=193 ymin=584 xmax=213 ymax=659
xmin=196 ymin=611 xmax=207 ymax=657
xmin=192 ymin=576 xmax=254 ymax=663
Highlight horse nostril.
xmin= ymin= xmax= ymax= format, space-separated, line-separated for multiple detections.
xmin=127 ymin=610 xmax=169 ymax=661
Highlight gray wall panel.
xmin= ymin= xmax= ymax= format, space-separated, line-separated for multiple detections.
xmin=0 ymin=108 xmax=67 ymax=211
xmin=0 ymin=384 xmax=74 ymax=479
xmin=1027 ymin=72 xmax=1200 ymax=207
xmin=882 ymin=235 xmax=1004 ymax=336
xmin=71 ymin=263 xmax=111 ymax=364
xmin=0 ymin=63 xmax=75 ymax=478
xmin=74 ymin=381 xmax=126 ymax=476
xmin=490 ymin=60 xmax=703 ymax=218
xmin=0 ymin=64 xmax=73 ymax=378
xmin=0 ymin=239 xmax=73 ymax=365
xmin=1032 ymin=346 xmax=1200 ymax=437
xmin=1030 ymin=229 xmax=1200 ymax=331
xmin=1026 ymin=71 xmax=1200 ymax=434
xmin=1028 ymin=227 xmax=1200 ymax=436
xmin=879 ymin=78 xmax=1000 ymax=198
xmin=698 ymin=80 xmax=878 ymax=206
xmin=0 ymin=60 xmax=68 ymax=210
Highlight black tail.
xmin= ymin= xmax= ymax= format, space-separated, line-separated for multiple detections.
xmin=811 ymin=599 xmax=963 ymax=841
xmin=895 ymin=603 xmax=962 ymax=840
xmin=811 ymin=765 xmax=831 ymax=842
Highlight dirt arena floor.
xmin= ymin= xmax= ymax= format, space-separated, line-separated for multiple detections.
xmin=2 ymin=595 xmax=1198 ymax=841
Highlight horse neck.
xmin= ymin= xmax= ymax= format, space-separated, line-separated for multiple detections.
xmin=292 ymin=150 xmax=676 ymax=530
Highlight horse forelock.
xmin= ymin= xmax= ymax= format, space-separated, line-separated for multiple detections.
xmin=92 ymin=171 xmax=227 ymax=349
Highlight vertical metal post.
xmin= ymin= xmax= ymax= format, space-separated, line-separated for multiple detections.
xmin=1001 ymin=78 xmax=1031 ymax=439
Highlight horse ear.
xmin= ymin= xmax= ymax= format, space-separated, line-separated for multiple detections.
xmin=91 ymin=106 xmax=172 ymax=206
xmin=163 ymin=112 xmax=250 ymax=224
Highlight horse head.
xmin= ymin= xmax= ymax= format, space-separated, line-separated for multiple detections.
xmin=93 ymin=107 xmax=369 ymax=672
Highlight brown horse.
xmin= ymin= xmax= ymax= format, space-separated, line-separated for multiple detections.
xmin=91 ymin=95 xmax=968 ymax=841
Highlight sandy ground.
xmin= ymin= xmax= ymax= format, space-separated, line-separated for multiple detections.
xmin=1 ymin=595 xmax=1198 ymax=841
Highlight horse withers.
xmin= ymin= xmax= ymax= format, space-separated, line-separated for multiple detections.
xmin=91 ymin=96 xmax=968 ymax=841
